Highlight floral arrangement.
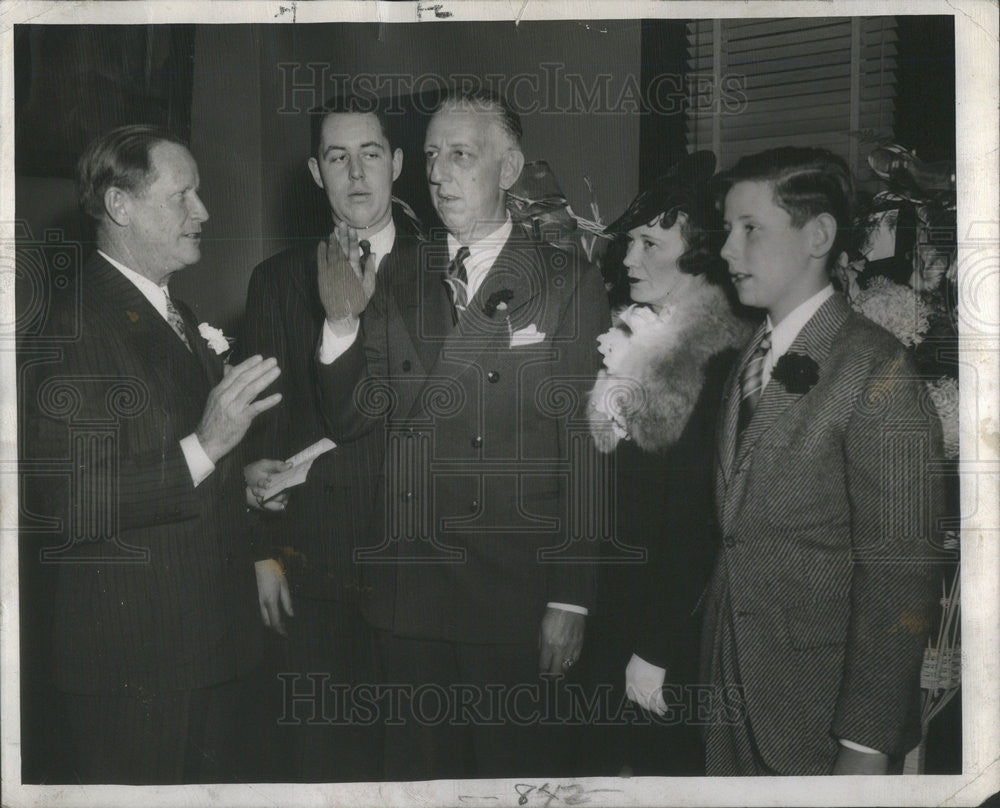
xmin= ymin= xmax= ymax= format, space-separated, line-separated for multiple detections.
xmin=506 ymin=160 xmax=610 ymax=261
xmin=836 ymin=144 xmax=959 ymax=460
xmin=925 ymin=375 xmax=960 ymax=460
xmin=848 ymin=275 xmax=932 ymax=348
xmin=847 ymin=144 xmax=961 ymax=774
xmin=590 ymin=304 xmax=670 ymax=443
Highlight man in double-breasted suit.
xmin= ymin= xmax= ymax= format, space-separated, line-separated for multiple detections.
xmin=239 ymin=98 xmax=423 ymax=780
xmin=19 ymin=125 xmax=283 ymax=783
xmin=701 ymin=147 xmax=944 ymax=776
xmin=315 ymin=90 xmax=611 ymax=779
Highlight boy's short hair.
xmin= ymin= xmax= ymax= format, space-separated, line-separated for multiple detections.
xmin=712 ymin=146 xmax=858 ymax=268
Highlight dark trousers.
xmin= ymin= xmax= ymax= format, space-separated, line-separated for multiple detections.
xmin=62 ymin=675 xmax=253 ymax=784
xmin=277 ymin=597 xmax=381 ymax=782
xmin=574 ymin=618 xmax=704 ymax=776
xmin=374 ymin=632 xmax=576 ymax=781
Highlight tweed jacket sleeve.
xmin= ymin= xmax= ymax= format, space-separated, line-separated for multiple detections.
xmin=830 ymin=347 xmax=945 ymax=753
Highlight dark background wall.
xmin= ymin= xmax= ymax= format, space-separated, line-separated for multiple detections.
xmin=16 ymin=17 xmax=956 ymax=335
xmin=16 ymin=21 xmax=646 ymax=332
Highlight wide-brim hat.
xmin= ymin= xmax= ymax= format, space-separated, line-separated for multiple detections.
xmin=604 ymin=150 xmax=717 ymax=236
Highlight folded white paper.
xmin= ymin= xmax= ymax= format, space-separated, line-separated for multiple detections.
xmin=260 ymin=438 xmax=336 ymax=500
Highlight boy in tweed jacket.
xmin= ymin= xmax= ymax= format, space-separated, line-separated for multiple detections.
xmin=700 ymin=147 xmax=944 ymax=775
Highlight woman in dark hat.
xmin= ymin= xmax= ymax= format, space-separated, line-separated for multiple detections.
xmin=576 ymin=151 xmax=752 ymax=776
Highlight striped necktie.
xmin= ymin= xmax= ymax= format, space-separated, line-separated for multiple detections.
xmin=738 ymin=329 xmax=771 ymax=433
xmin=443 ymin=246 xmax=470 ymax=325
xmin=164 ymin=293 xmax=192 ymax=352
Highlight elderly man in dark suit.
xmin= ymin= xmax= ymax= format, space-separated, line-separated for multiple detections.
xmin=314 ymin=89 xmax=611 ymax=779
xmin=701 ymin=146 xmax=944 ymax=776
xmin=239 ymin=96 xmax=421 ymax=781
xmin=19 ymin=125 xmax=283 ymax=783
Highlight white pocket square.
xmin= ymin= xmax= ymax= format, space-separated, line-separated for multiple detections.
xmin=510 ymin=324 xmax=546 ymax=347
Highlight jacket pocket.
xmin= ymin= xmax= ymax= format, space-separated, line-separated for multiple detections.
xmin=783 ymin=598 xmax=850 ymax=650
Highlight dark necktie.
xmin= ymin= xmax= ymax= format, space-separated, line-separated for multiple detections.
xmin=359 ymin=239 xmax=372 ymax=268
xmin=443 ymin=246 xmax=470 ymax=326
xmin=738 ymin=329 xmax=771 ymax=433
xmin=164 ymin=293 xmax=192 ymax=352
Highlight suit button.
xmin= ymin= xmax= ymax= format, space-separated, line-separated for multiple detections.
xmin=487 ymin=371 xmax=500 ymax=383
xmin=402 ymin=360 xmax=412 ymax=372
xmin=402 ymin=491 xmax=413 ymax=501
xmin=470 ymin=500 xmax=480 ymax=511
xmin=324 ymin=483 xmax=336 ymax=493
xmin=723 ymin=535 xmax=737 ymax=547
xmin=471 ymin=435 xmax=483 ymax=448
xmin=225 ymin=552 xmax=233 ymax=565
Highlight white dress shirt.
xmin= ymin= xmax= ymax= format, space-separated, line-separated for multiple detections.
xmin=98 ymin=250 xmax=215 ymax=487
xmin=445 ymin=216 xmax=513 ymax=303
xmin=318 ymin=220 xmax=397 ymax=363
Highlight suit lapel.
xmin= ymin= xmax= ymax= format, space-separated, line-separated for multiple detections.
xmin=732 ymin=294 xmax=852 ymax=472
xmin=87 ymin=256 xmax=205 ymax=376
xmin=403 ymin=239 xmax=455 ymax=374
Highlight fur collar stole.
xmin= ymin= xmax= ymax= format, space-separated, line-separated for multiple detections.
xmin=589 ymin=280 xmax=751 ymax=453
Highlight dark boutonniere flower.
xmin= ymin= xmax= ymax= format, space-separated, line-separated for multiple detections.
xmin=771 ymin=352 xmax=819 ymax=394
xmin=483 ymin=289 xmax=515 ymax=317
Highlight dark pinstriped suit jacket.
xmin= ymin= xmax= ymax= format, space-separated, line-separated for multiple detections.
xmin=701 ymin=292 xmax=944 ymax=773
xmin=21 ymin=253 xmax=262 ymax=694
xmin=239 ymin=237 xmax=389 ymax=602
xmin=317 ymin=227 xmax=611 ymax=645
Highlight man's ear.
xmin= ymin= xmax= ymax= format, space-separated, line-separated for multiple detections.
xmin=104 ymin=187 xmax=130 ymax=227
xmin=809 ymin=212 xmax=837 ymax=261
xmin=391 ymin=148 xmax=403 ymax=182
xmin=307 ymin=157 xmax=324 ymax=190
xmin=499 ymin=148 xmax=525 ymax=192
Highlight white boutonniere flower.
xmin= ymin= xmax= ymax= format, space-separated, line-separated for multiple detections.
xmin=198 ymin=323 xmax=232 ymax=356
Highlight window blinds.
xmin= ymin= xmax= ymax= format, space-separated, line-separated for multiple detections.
xmin=686 ymin=17 xmax=897 ymax=177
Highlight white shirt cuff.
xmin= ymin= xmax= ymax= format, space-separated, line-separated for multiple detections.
xmin=838 ymin=738 xmax=885 ymax=755
xmin=318 ymin=318 xmax=360 ymax=365
xmin=630 ymin=653 xmax=666 ymax=677
xmin=546 ymin=602 xmax=588 ymax=616
xmin=180 ymin=433 xmax=215 ymax=487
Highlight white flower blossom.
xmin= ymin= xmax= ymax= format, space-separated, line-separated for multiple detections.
xmin=850 ymin=276 xmax=931 ymax=348
xmin=198 ymin=323 xmax=232 ymax=356
xmin=925 ymin=375 xmax=960 ymax=459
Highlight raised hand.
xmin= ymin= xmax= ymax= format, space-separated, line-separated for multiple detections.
xmin=316 ymin=222 xmax=378 ymax=327
xmin=195 ymin=355 xmax=282 ymax=464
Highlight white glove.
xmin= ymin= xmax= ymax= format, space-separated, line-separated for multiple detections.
xmin=625 ymin=653 xmax=667 ymax=716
